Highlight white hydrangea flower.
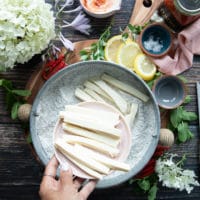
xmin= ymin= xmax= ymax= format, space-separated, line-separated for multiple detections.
xmin=155 ymin=154 xmax=200 ymax=194
xmin=0 ymin=0 xmax=55 ymax=71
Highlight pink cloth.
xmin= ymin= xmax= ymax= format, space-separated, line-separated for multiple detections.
xmin=152 ymin=18 xmax=200 ymax=75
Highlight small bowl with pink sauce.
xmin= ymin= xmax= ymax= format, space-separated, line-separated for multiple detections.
xmin=139 ymin=23 xmax=172 ymax=57
xmin=79 ymin=0 xmax=121 ymax=18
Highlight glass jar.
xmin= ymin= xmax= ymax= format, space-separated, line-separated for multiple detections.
xmin=159 ymin=0 xmax=200 ymax=32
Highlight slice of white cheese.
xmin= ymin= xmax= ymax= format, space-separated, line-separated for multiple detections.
xmin=83 ymin=81 xmax=113 ymax=101
xmin=93 ymin=79 xmax=128 ymax=114
xmin=64 ymin=105 xmax=120 ymax=126
xmin=101 ymin=73 xmax=149 ymax=102
xmin=125 ymin=103 xmax=138 ymax=128
xmin=75 ymin=144 xmax=130 ymax=172
xmin=62 ymin=123 xmax=120 ymax=148
xmin=62 ymin=135 xmax=120 ymax=157
xmin=66 ymin=153 xmax=103 ymax=179
xmin=75 ymin=88 xmax=94 ymax=102
xmin=84 ymin=88 xmax=106 ymax=103
xmin=63 ymin=113 xmax=121 ymax=139
xmin=54 ymin=139 xmax=110 ymax=175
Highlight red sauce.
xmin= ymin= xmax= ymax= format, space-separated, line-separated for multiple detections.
xmin=82 ymin=0 xmax=117 ymax=13
xmin=94 ymin=0 xmax=106 ymax=7
xmin=159 ymin=0 xmax=200 ymax=32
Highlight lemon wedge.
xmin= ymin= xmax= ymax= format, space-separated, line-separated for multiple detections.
xmin=117 ymin=41 xmax=141 ymax=69
xmin=133 ymin=53 xmax=157 ymax=81
xmin=104 ymin=35 xmax=132 ymax=63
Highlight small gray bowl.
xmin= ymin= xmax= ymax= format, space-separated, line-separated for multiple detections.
xmin=152 ymin=75 xmax=187 ymax=109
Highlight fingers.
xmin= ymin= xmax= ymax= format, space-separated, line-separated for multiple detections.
xmin=79 ymin=180 xmax=97 ymax=200
xmin=44 ymin=156 xmax=59 ymax=177
xmin=59 ymin=167 xmax=74 ymax=186
xmin=73 ymin=177 xmax=85 ymax=190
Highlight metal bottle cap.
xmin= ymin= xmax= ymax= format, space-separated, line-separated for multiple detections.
xmin=174 ymin=0 xmax=200 ymax=16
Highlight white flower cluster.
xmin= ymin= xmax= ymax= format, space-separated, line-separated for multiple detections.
xmin=155 ymin=154 xmax=200 ymax=194
xmin=0 ymin=0 xmax=55 ymax=71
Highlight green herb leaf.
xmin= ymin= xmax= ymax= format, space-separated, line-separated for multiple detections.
xmin=182 ymin=110 xmax=198 ymax=121
xmin=26 ymin=133 xmax=32 ymax=144
xmin=146 ymin=72 xmax=162 ymax=89
xmin=6 ymin=92 xmax=15 ymax=110
xmin=122 ymin=32 xmax=129 ymax=42
xmin=11 ymin=102 xmax=21 ymax=120
xmin=137 ymin=179 xmax=151 ymax=191
xmin=177 ymin=75 xmax=187 ymax=83
xmin=12 ymin=89 xmax=31 ymax=97
xmin=183 ymin=95 xmax=191 ymax=104
xmin=148 ymin=183 xmax=158 ymax=200
xmin=0 ymin=79 xmax=13 ymax=90
xmin=170 ymin=107 xmax=183 ymax=128
xmin=127 ymin=23 xmax=148 ymax=40
xmin=1 ymin=79 xmax=31 ymax=120
xmin=177 ymin=122 xmax=189 ymax=142
xmin=80 ymin=26 xmax=111 ymax=61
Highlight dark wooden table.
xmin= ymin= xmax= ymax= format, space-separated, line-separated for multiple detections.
xmin=0 ymin=0 xmax=199 ymax=199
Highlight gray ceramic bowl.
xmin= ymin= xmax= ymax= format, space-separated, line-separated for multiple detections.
xmin=152 ymin=75 xmax=187 ymax=109
xmin=30 ymin=60 xmax=160 ymax=188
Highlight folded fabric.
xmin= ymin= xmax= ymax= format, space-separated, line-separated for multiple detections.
xmin=152 ymin=18 xmax=200 ymax=75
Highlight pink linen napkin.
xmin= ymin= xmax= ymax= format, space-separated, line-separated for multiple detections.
xmin=152 ymin=18 xmax=200 ymax=75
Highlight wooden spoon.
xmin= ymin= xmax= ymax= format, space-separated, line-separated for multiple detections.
xmin=26 ymin=0 xmax=163 ymax=104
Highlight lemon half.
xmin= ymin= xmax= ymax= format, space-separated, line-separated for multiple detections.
xmin=134 ymin=53 xmax=157 ymax=81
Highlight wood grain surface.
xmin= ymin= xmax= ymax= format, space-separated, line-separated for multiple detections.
xmin=0 ymin=0 xmax=199 ymax=199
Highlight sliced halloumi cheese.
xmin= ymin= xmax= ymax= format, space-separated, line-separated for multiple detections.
xmin=64 ymin=105 xmax=120 ymax=126
xmin=54 ymin=139 xmax=110 ymax=175
xmin=62 ymin=135 xmax=120 ymax=157
xmin=75 ymin=88 xmax=94 ymax=102
xmin=101 ymin=73 xmax=149 ymax=102
xmin=66 ymin=153 xmax=103 ymax=179
xmin=83 ymin=81 xmax=113 ymax=102
xmin=125 ymin=103 xmax=138 ymax=128
xmin=75 ymin=144 xmax=130 ymax=172
xmin=63 ymin=113 xmax=121 ymax=139
xmin=62 ymin=123 xmax=120 ymax=148
xmin=92 ymin=79 xmax=128 ymax=114
xmin=84 ymin=88 xmax=106 ymax=103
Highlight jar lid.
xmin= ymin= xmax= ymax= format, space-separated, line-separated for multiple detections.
xmin=175 ymin=0 xmax=200 ymax=16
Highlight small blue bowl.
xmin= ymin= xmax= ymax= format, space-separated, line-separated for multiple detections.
xmin=152 ymin=75 xmax=187 ymax=109
xmin=139 ymin=23 xmax=172 ymax=57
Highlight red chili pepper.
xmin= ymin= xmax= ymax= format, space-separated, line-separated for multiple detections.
xmin=42 ymin=55 xmax=67 ymax=80
xmin=135 ymin=159 xmax=156 ymax=179
xmin=135 ymin=145 xmax=170 ymax=179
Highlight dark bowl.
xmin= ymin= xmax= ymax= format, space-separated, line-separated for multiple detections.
xmin=139 ymin=23 xmax=172 ymax=57
xmin=152 ymin=75 xmax=187 ymax=109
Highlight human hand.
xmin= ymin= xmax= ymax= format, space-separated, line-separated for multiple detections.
xmin=39 ymin=156 xmax=97 ymax=200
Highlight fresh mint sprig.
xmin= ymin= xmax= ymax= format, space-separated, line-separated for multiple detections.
xmin=129 ymin=174 xmax=158 ymax=200
xmin=80 ymin=26 xmax=111 ymax=61
xmin=168 ymin=96 xmax=198 ymax=143
xmin=0 ymin=79 xmax=31 ymax=119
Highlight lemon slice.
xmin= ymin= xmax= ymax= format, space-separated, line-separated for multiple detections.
xmin=104 ymin=35 xmax=132 ymax=63
xmin=134 ymin=53 xmax=157 ymax=81
xmin=117 ymin=41 xmax=141 ymax=69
